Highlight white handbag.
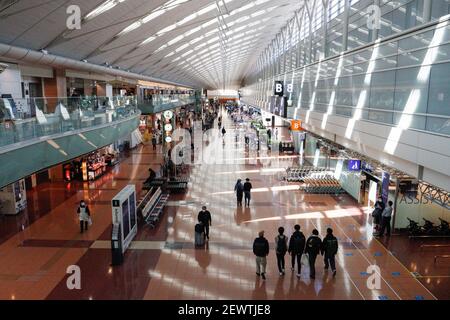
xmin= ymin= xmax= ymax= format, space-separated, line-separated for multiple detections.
xmin=301 ymin=253 xmax=309 ymax=267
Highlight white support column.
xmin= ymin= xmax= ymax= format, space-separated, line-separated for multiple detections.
xmin=295 ymin=9 xmax=303 ymax=68
xmin=423 ymin=0 xmax=432 ymax=23
xmin=342 ymin=0 xmax=350 ymax=51
xmin=322 ymin=0 xmax=329 ymax=59
xmin=372 ymin=0 xmax=380 ymax=42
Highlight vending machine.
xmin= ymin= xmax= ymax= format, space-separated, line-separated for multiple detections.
xmin=0 ymin=179 xmax=27 ymax=215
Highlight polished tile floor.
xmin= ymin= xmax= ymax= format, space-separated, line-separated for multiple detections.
xmin=0 ymin=113 xmax=446 ymax=300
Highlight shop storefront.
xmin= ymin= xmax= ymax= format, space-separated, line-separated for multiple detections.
xmin=63 ymin=144 xmax=121 ymax=182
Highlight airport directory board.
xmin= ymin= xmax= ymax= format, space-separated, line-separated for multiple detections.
xmin=112 ymin=185 xmax=137 ymax=253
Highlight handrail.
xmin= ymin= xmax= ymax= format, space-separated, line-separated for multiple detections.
xmin=420 ymin=244 xmax=450 ymax=251
xmin=434 ymin=255 xmax=450 ymax=263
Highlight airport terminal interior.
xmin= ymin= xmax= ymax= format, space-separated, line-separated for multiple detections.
xmin=0 ymin=0 xmax=449 ymax=301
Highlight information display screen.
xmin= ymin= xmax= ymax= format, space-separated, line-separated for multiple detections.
xmin=122 ymin=199 xmax=130 ymax=239
xmin=129 ymin=193 xmax=136 ymax=230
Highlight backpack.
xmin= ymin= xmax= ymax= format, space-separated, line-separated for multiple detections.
xmin=276 ymin=235 xmax=287 ymax=254
xmin=325 ymin=237 xmax=338 ymax=255
xmin=292 ymin=233 xmax=305 ymax=251
xmin=253 ymin=239 xmax=267 ymax=256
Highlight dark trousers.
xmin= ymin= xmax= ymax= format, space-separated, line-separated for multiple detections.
xmin=244 ymin=192 xmax=251 ymax=206
xmin=308 ymin=253 xmax=318 ymax=277
xmin=237 ymin=193 xmax=243 ymax=206
xmin=291 ymin=253 xmax=302 ymax=273
xmin=80 ymin=220 xmax=88 ymax=233
xmin=379 ymin=216 xmax=392 ymax=236
xmin=152 ymin=144 xmax=156 ymax=150
xmin=276 ymin=253 xmax=286 ymax=273
xmin=203 ymin=224 xmax=210 ymax=239
xmin=324 ymin=254 xmax=336 ymax=271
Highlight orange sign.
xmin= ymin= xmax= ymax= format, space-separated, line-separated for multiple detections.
xmin=291 ymin=120 xmax=303 ymax=131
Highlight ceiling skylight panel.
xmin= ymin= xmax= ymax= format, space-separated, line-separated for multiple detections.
xmin=168 ymin=35 xmax=184 ymax=46
xmin=185 ymin=26 xmax=202 ymax=37
xmin=176 ymin=43 xmax=190 ymax=52
xmin=181 ymin=50 xmax=194 ymax=57
xmin=85 ymin=0 xmax=125 ymax=21
xmin=197 ymin=3 xmax=217 ymax=16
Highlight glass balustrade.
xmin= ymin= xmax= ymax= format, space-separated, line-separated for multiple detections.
xmin=0 ymin=96 xmax=139 ymax=149
xmin=137 ymin=95 xmax=197 ymax=114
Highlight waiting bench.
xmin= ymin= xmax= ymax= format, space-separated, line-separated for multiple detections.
xmin=166 ymin=177 xmax=189 ymax=193
xmin=142 ymin=187 xmax=169 ymax=229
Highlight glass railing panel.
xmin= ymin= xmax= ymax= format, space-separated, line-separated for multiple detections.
xmin=0 ymin=96 xmax=139 ymax=148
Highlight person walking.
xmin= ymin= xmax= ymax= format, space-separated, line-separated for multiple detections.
xmin=275 ymin=227 xmax=288 ymax=276
xmin=77 ymin=200 xmax=91 ymax=233
xmin=243 ymin=178 xmax=253 ymax=207
xmin=275 ymin=128 xmax=279 ymax=141
xmin=151 ymin=134 xmax=157 ymax=151
xmin=234 ymin=179 xmax=244 ymax=207
xmin=321 ymin=228 xmax=339 ymax=277
xmin=305 ymin=229 xmax=322 ymax=279
xmin=379 ymin=201 xmax=393 ymax=237
xmin=267 ymin=128 xmax=272 ymax=144
xmin=288 ymin=224 xmax=306 ymax=278
xmin=221 ymin=127 xmax=227 ymax=137
xmin=253 ymin=231 xmax=269 ymax=280
xmin=198 ymin=206 xmax=212 ymax=240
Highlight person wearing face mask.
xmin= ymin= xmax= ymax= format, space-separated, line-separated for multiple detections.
xmin=198 ymin=206 xmax=212 ymax=240
xmin=77 ymin=200 xmax=91 ymax=233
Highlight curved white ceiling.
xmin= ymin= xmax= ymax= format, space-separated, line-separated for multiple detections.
xmin=0 ymin=0 xmax=302 ymax=89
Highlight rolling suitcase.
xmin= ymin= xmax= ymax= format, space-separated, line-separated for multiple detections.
xmin=195 ymin=223 xmax=205 ymax=247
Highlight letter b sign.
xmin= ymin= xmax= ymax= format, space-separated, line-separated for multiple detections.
xmin=274 ymin=81 xmax=284 ymax=96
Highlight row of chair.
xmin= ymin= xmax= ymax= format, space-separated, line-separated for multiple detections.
xmin=143 ymin=187 xmax=170 ymax=229
xmin=166 ymin=177 xmax=189 ymax=193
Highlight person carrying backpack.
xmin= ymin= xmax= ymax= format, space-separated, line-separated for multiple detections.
xmin=253 ymin=230 xmax=269 ymax=280
xmin=288 ymin=224 xmax=306 ymax=278
xmin=222 ymin=127 xmax=226 ymax=137
xmin=305 ymin=229 xmax=322 ymax=279
xmin=275 ymin=227 xmax=288 ymax=276
xmin=321 ymin=228 xmax=339 ymax=277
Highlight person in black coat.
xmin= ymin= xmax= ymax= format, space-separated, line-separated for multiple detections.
xmin=321 ymin=228 xmax=339 ymax=277
xmin=253 ymin=230 xmax=269 ymax=280
xmin=372 ymin=196 xmax=386 ymax=234
xmin=243 ymin=178 xmax=253 ymax=207
xmin=305 ymin=229 xmax=322 ymax=279
xmin=288 ymin=224 xmax=306 ymax=277
xmin=198 ymin=206 xmax=212 ymax=240
xmin=234 ymin=179 xmax=244 ymax=207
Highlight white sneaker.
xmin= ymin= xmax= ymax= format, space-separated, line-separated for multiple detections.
xmin=296 ymin=273 xmax=301 ymax=278
xmin=279 ymin=272 xmax=283 ymax=276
